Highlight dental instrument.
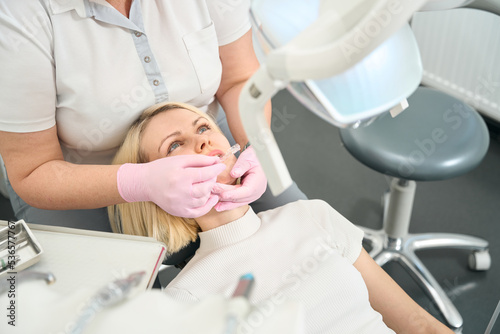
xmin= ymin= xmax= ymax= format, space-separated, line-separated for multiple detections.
xmin=223 ymin=273 xmax=255 ymax=334
xmin=0 ymin=255 xmax=20 ymax=272
xmin=17 ymin=270 xmax=56 ymax=285
xmin=0 ymin=229 xmax=22 ymax=249
xmin=231 ymin=273 xmax=254 ymax=298
xmin=69 ymin=271 xmax=145 ymax=334
xmin=239 ymin=0 xmax=474 ymax=196
xmin=220 ymin=144 xmax=241 ymax=162
xmin=0 ymin=270 xmax=56 ymax=294
xmin=0 ymin=220 xmax=43 ymax=278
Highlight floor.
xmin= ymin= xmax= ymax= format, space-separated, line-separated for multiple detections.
xmin=1 ymin=89 xmax=499 ymax=333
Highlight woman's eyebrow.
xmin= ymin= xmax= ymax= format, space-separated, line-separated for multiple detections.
xmin=156 ymin=117 xmax=206 ymax=153
xmin=157 ymin=131 xmax=181 ymax=153
xmin=192 ymin=116 xmax=205 ymax=126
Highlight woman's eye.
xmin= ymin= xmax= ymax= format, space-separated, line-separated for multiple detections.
xmin=167 ymin=142 xmax=181 ymax=155
xmin=198 ymin=124 xmax=211 ymax=134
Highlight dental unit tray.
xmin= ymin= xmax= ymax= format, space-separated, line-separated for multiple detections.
xmin=0 ymin=220 xmax=43 ymax=277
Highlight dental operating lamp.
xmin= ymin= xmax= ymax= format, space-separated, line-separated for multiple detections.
xmin=239 ymin=0 xmax=475 ymax=196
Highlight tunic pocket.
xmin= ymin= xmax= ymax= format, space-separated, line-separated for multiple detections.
xmin=182 ymin=21 xmax=222 ymax=94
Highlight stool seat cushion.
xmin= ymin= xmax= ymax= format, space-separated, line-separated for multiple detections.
xmin=339 ymin=87 xmax=490 ymax=181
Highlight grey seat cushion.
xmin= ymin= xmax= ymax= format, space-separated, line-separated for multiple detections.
xmin=339 ymin=87 xmax=489 ymax=181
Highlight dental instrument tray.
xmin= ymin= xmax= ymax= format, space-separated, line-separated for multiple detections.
xmin=0 ymin=220 xmax=43 ymax=277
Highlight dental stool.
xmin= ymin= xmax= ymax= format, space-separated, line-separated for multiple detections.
xmin=339 ymin=86 xmax=491 ymax=329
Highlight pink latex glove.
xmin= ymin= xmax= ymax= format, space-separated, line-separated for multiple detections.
xmin=212 ymin=146 xmax=267 ymax=211
xmin=117 ymin=155 xmax=226 ymax=218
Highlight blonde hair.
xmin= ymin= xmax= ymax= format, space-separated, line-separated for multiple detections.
xmin=108 ymin=102 xmax=222 ymax=255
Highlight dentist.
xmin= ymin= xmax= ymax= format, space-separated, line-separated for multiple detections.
xmin=0 ymin=0 xmax=306 ymax=232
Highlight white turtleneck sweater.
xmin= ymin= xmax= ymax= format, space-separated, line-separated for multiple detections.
xmin=163 ymin=199 xmax=394 ymax=334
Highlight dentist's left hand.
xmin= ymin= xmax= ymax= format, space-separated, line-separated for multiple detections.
xmin=212 ymin=146 xmax=267 ymax=211
xmin=117 ymin=155 xmax=227 ymax=218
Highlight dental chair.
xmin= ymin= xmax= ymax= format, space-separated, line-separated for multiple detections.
xmin=244 ymin=0 xmax=494 ymax=329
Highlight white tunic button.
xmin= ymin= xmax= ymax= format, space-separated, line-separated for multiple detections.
xmin=135 ymin=32 xmax=142 ymax=37
xmin=153 ymin=80 xmax=160 ymax=86
xmin=144 ymin=56 xmax=151 ymax=63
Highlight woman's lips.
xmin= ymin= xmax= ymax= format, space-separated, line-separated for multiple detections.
xmin=208 ymin=149 xmax=224 ymax=158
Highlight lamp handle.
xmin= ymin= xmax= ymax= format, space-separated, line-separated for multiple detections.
xmin=238 ymin=65 xmax=292 ymax=196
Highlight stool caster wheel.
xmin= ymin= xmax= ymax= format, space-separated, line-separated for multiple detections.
xmin=468 ymin=250 xmax=491 ymax=271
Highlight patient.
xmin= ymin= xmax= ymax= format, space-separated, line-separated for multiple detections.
xmin=108 ymin=102 xmax=453 ymax=334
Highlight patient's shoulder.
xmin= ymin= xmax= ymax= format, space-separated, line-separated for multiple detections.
xmin=261 ymin=200 xmax=363 ymax=262
xmin=260 ymin=198 xmax=336 ymax=214
xmin=296 ymin=199 xmax=357 ymax=233
xmin=257 ymin=199 xmax=338 ymax=226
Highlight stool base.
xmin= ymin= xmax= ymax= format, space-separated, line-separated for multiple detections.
xmin=359 ymin=178 xmax=490 ymax=329
xmin=361 ymin=227 xmax=489 ymax=329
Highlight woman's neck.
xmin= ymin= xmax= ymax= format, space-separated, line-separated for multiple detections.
xmin=196 ymin=205 xmax=250 ymax=232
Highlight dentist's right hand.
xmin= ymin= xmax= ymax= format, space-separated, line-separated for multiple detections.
xmin=116 ymin=155 xmax=227 ymax=218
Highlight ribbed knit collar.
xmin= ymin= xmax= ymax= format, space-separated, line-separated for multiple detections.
xmin=198 ymin=207 xmax=260 ymax=252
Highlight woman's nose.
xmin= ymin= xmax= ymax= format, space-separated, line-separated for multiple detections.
xmin=195 ymin=135 xmax=210 ymax=153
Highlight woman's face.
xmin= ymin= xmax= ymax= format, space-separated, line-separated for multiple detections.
xmin=141 ymin=108 xmax=237 ymax=185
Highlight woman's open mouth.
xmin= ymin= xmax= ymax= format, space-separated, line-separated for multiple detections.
xmin=208 ymin=149 xmax=224 ymax=158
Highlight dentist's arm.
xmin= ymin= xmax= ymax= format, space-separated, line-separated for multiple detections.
xmin=0 ymin=126 xmax=225 ymax=218
xmin=216 ymin=29 xmax=271 ymax=149
xmin=353 ymin=248 xmax=454 ymax=334
xmin=0 ymin=126 xmax=122 ymax=209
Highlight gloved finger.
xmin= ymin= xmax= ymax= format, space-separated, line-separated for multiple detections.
xmin=186 ymin=163 xmax=226 ymax=183
xmin=211 ymin=183 xmax=239 ymax=194
xmin=186 ymin=194 xmax=220 ymax=218
xmin=216 ymin=183 xmax=253 ymax=203
xmin=230 ymin=159 xmax=253 ymax=178
xmin=214 ymin=200 xmax=246 ymax=212
xmin=191 ymin=176 xmax=219 ymax=198
xmin=218 ymin=168 xmax=267 ymax=203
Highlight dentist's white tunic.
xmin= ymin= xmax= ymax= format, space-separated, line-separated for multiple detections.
xmin=0 ymin=0 xmax=250 ymax=164
xmin=164 ymin=200 xmax=395 ymax=334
